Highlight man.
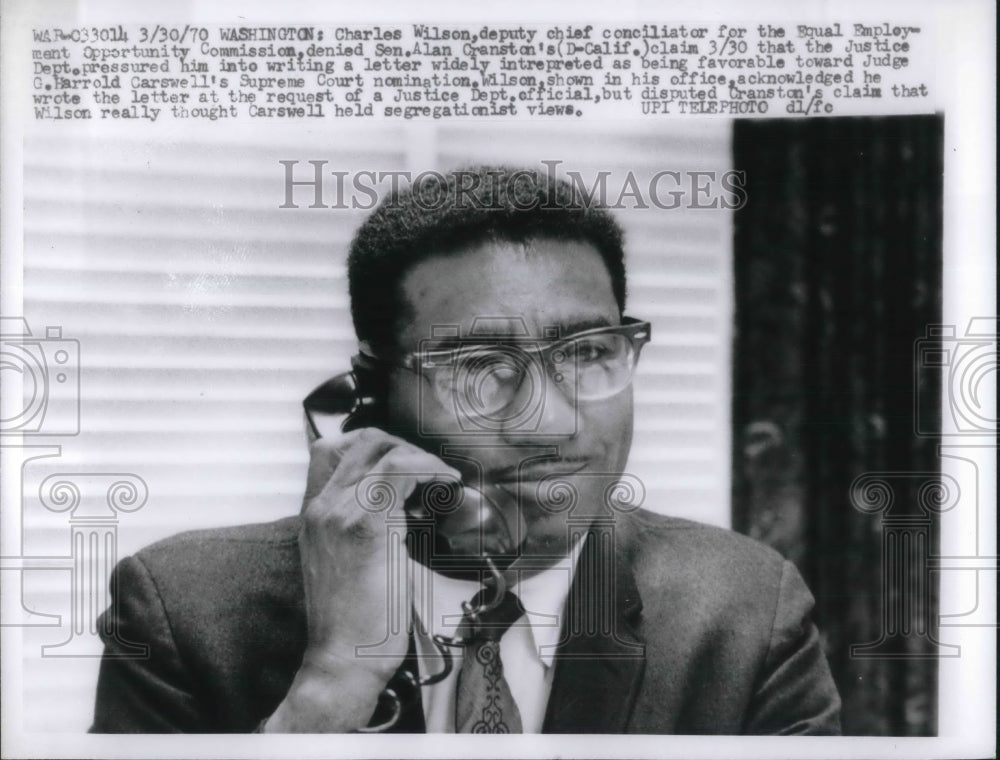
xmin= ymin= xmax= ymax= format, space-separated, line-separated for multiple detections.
xmin=91 ymin=166 xmax=841 ymax=734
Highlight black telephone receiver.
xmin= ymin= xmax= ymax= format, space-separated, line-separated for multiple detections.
xmin=302 ymin=356 xmax=519 ymax=581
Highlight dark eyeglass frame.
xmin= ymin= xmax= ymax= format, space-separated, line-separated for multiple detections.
xmin=366 ymin=315 xmax=652 ymax=382
xmin=302 ymin=317 xmax=651 ymax=438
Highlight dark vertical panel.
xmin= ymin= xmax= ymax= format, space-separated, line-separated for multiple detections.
xmin=731 ymin=115 xmax=943 ymax=736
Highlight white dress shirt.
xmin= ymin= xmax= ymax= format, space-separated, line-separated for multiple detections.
xmin=407 ymin=544 xmax=583 ymax=733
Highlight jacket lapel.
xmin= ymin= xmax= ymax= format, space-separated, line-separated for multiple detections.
xmin=543 ymin=525 xmax=646 ymax=733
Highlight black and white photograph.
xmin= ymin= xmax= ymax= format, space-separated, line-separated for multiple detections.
xmin=0 ymin=1 xmax=994 ymax=758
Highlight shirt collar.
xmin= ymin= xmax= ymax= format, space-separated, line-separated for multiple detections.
xmin=409 ymin=541 xmax=584 ymax=668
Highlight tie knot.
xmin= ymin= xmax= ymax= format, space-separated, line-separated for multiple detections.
xmin=466 ymin=588 xmax=524 ymax=641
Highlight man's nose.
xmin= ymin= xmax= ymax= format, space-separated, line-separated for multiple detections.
xmin=501 ymin=364 xmax=577 ymax=439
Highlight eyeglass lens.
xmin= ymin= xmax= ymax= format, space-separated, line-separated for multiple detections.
xmin=430 ymin=332 xmax=640 ymax=418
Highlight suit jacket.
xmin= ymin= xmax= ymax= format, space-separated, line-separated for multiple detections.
xmin=91 ymin=510 xmax=841 ymax=734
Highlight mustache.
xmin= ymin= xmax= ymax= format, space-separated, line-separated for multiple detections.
xmin=488 ymin=458 xmax=590 ymax=483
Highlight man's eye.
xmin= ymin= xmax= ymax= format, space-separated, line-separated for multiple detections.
xmin=486 ymin=363 xmax=522 ymax=383
xmin=572 ymin=339 xmax=611 ymax=363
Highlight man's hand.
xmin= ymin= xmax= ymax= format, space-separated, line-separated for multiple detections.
xmin=264 ymin=428 xmax=460 ymax=732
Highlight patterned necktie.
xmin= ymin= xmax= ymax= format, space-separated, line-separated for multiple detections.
xmin=454 ymin=588 xmax=524 ymax=733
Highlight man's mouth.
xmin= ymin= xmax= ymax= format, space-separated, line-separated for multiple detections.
xmin=489 ymin=459 xmax=590 ymax=487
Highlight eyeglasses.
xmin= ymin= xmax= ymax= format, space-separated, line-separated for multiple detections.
xmin=368 ymin=317 xmax=651 ymax=420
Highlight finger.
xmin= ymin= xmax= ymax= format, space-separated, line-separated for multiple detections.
xmin=305 ymin=433 xmax=459 ymax=520
xmin=343 ymin=449 xmax=462 ymax=518
xmin=367 ymin=450 xmax=463 ymax=494
xmin=302 ymin=432 xmax=394 ymax=505
xmin=304 ymin=428 xmax=410 ymax=504
xmin=325 ymin=428 xmax=419 ymax=487
xmin=370 ymin=447 xmax=462 ymax=478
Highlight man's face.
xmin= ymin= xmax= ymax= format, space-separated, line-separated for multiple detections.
xmin=385 ymin=238 xmax=633 ymax=562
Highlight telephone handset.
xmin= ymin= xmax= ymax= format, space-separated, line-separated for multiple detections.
xmin=303 ymin=358 xmax=518 ymax=730
xmin=302 ymin=354 xmax=519 ymax=576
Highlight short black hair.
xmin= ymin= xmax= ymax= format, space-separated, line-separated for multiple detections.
xmin=347 ymin=165 xmax=627 ymax=351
